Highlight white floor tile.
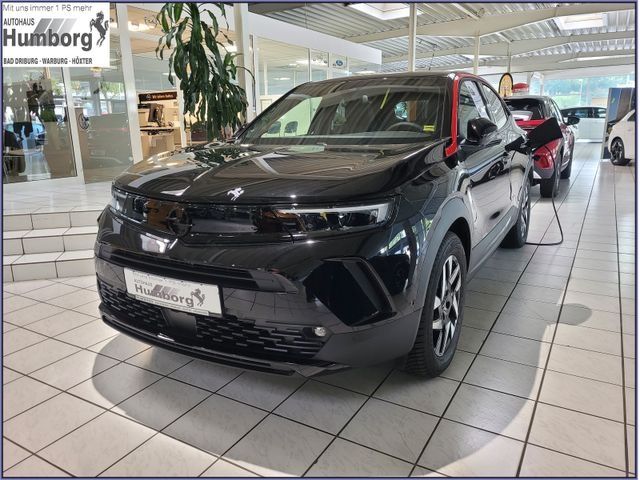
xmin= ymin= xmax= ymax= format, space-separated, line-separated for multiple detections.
xmin=39 ymin=412 xmax=155 ymax=476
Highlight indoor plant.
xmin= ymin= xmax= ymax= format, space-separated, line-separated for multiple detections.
xmin=156 ymin=2 xmax=247 ymax=141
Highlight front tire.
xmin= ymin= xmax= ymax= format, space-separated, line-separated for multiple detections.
xmin=501 ymin=178 xmax=530 ymax=249
xmin=610 ymin=138 xmax=631 ymax=166
xmin=540 ymin=154 xmax=560 ymax=198
xmin=403 ymin=232 xmax=466 ymax=377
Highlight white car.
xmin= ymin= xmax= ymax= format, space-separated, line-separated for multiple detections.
xmin=561 ymin=106 xmax=606 ymax=140
xmin=608 ymin=110 xmax=636 ymax=165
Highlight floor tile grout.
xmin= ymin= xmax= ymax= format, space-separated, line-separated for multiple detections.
xmin=515 ymin=157 xmax=613 ymax=475
xmin=2 ymin=147 xmax=634 ymax=476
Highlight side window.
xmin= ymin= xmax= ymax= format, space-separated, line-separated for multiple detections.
xmin=595 ymin=108 xmax=607 ymax=119
xmin=480 ymin=84 xmax=507 ymax=129
xmin=458 ymin=81 xmax=490 ymax=139
xmin=573 ymin=108 xmax=589 ymax=118
xmin=629 ymin=112 xmax=636 ymax=122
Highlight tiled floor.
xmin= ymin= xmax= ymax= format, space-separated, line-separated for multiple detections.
xmin=2 ymin=143 xmax=636 ymax=477
xmin=3 ymin=182 xmax=111 ymax=215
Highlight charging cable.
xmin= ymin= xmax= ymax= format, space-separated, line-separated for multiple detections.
xmin=525 ymin=145 xmax=564 ymax=246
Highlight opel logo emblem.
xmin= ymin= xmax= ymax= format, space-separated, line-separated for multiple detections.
xmin=227 ymin=187 xmax=244 ymax=201
xmin=166 ymin=205 xmax=192 ymax=237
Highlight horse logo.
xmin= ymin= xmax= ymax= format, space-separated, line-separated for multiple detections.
xmin=89 ymin=11 xmax=109 ymax=47
xmin=227 ymin=187 xmax=244 ymax=201
xmin=191 ymin=288 xmax=206 ymax=307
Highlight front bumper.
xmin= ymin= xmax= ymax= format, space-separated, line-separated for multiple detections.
xmin=95 ymin=209 xmax=423 ymax=375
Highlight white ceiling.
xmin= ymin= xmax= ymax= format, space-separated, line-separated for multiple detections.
xmin=254 ymin=2 xmax=636 ymax=73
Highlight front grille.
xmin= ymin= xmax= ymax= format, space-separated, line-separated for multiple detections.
xmin=195 ymin=317 xmax=324 ymax=361
xmin=98 ymin=280 xmax=165 ymax=332
xmin=98 ymin=281 xmax=324 ymax=363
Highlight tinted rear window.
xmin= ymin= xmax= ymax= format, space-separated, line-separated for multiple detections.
xmin=505 ymin=99 xmax=545 ymax=120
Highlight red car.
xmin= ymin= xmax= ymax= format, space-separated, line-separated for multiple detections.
xmin=504 ymin=95 xmax=579 ymax=197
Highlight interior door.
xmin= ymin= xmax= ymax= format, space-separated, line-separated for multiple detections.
xmin=457 ymin=80 xmax=511 ymax=247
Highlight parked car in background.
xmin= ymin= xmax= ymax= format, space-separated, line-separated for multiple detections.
xmin=560 ymin=106 xmax=607 ymax=140
xmin=95 ymin=72 xmax=534 ymax=378
xmin=608 ymin=109 xmax=635 ymax=165
xmin=504 ymin=95 xmax=578 ymax=197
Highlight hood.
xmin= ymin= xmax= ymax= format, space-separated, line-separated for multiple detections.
xmin=113 ymin=140 xmax=448 ymax=204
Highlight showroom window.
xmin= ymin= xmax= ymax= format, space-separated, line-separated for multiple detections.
xmin=2 ymin=67 xmax=77 ymax=184
xmin=544 ymin=74 xmax=635 ymax=108
xmin=257 ymin=38 xmax=311 ymax=110
xmin=68 ymin=6 xmax=134 ymax=183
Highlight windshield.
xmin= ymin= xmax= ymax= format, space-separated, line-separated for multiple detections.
xmin=240 ymin=77 xmax=449 ymax=146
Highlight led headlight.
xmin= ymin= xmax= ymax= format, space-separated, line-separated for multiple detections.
xmin=109 ymin=186 xmax=127 ymax=214
xmin=278 ymin=201 xmax=393 ymax=232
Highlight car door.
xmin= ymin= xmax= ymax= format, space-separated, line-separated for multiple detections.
xmin=575 ymin=107 xmax=592 ymax=138
xmin=480 ymin=83 xmax=521 ymax=208
xmin=549 ymin=99 xmax=572 ymax=169
xmin=457 ymin=79 xmax=511 ymax=249
xmin=593 ymin=107 xmax=607 ymax=141
xmin=623 ymin=111 xmax=635 ymax=158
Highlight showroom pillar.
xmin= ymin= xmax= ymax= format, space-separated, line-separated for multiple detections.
xmin=407 ymin=3 xmax=417 ymax=72
xmin=473 ymin=34 xmax=480 ymax=74
xmin=116 ymin=3 xmax=143 ymax=164
xmin=234 ymin=3 xmax=256 ymax=122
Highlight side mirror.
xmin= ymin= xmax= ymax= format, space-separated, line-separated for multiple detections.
xmin=565 ymin=115 xmax=580 ymax=126
xmin=467 ymin=117 xmax=498 ymax=144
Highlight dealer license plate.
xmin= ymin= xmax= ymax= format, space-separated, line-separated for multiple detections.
xmin=124 ymin=268 xmax=221 ymax=315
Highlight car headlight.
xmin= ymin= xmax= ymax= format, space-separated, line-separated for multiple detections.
xmin=109 ymin=186 xmax=127 ymax=214
xmin=276 ymin=201 xmax=393 ymax=232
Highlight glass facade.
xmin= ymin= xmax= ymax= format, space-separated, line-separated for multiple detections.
xmin=255 ymin=39 xmax=382 ymax=110
xmin=3 ymin=68 xmax=76 ymax=184
xmin=543 ymin=73 xmax=636 ymax=109
xmin=69 ymin=12 xmax=134 ymax=184
xmin=2 ymin=6 xmax=381 ymax=186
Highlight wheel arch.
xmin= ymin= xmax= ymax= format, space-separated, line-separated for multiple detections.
xmin=412 ymin=195 xmax=474 ymax=310
xmin=448 ymin=217 xmax=471 ymax=268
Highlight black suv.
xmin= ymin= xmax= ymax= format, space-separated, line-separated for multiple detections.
xmin=95 ymin=72 xmax=531 ymax=377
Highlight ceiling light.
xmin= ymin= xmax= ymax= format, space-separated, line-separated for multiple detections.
xmin=349 ymin=3 xmax=422 ymax=21
xmin=559 ymin=54 xmax=634 ymax=62
xmin=274 ymin=77 xmax=291 ymax=81
xmin=555 ymin=13 xmax=605 ymax=31
xmin=462 ymin=54 xmax=503 ymax=60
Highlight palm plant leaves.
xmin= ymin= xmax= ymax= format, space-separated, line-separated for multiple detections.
xmin=156 ymin=2 xmax=248 ymax=141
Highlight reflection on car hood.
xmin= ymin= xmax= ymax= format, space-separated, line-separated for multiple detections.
xmin=113 ymin=140 xmax=448 ymax=204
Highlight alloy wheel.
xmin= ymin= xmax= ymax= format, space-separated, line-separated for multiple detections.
xmin=612 ymin=140 xmax=624 ymax=163
xmin=433 ymin=255 xmax=462 ymax=357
